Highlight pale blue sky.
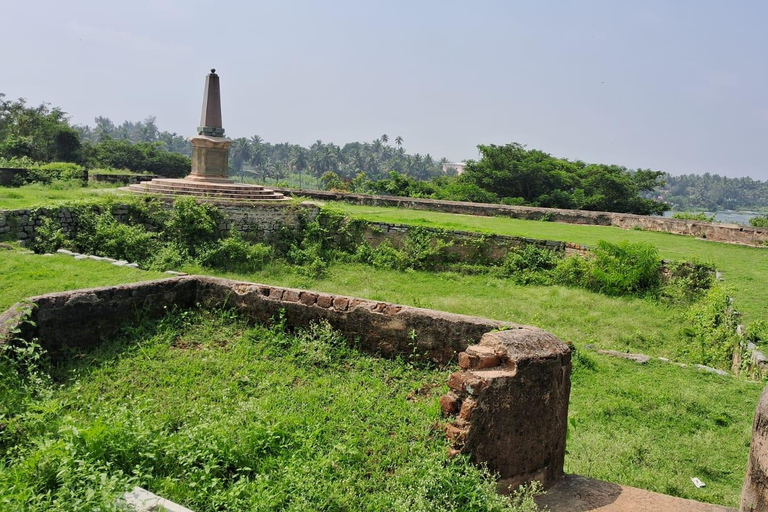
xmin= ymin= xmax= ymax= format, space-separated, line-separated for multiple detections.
xmin=4 ymin=1 xmax=767 ymax=178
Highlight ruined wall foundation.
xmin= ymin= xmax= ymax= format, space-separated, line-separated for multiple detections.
xmin=0 ymin=276 xmax=572 ymax=489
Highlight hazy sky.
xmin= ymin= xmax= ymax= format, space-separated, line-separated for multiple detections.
xmin=4 ymin=1 xmax=767 ymax=179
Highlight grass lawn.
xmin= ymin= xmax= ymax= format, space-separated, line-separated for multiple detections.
xmin=0 ymin=310 xmax=531 ymax=511
xmin=0 ymin=183 xmax=129 ymax=210
xmin=328 ymin=202 xmax=768 ymax=323
xmin=0 ymin=249 xmax=165 ymax=311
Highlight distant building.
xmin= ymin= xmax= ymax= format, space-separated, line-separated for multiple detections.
xmin=442 ymin=161 xmax=467 ymax=175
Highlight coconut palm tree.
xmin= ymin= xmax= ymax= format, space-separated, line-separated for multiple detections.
xmin=381 ymin=134 xmax=389 ymax=144
xmin=395 ymin=135 xmax=403 ymax=147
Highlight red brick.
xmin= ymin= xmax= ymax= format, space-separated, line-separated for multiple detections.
xmin=445 ymin=423 xmax=468 ymax=444
xmin=299 ymin=292 xmax=318 ymax=306
xmin=316 ymin=295 xmax=333 ymax=308
xmin=268 ymin=288 xmax=283 ymax=300
xmin=459 ymin=398 xmax=476 ymax=421
xmin=284 ymin=290 xmax=300 ymax=302
xmin=332 ymin=297 xmax=349 ymax=311
xmin=439 ymin=393 xmax=460 ymax=415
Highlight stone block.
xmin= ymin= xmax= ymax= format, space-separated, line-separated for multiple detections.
xmin=439 ymin=392 xmax=460 ymax=415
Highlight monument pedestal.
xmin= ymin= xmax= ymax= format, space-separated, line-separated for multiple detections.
xmin=187 ymin=135 xmax=233 ymax=183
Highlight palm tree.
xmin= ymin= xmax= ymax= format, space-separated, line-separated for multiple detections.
xmin=381 ymin=134 xmax=389 ymax=144
xmin=395 ymin=135 xmax=403 ymax=148
xmin=230 ymin=138 xmax=253 ymax=182
xmin=290 ymin=147 xmax=309 ymax=189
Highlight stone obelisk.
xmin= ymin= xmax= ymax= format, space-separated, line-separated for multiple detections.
xmin=187 ymin=69 xmax=233 ymax=183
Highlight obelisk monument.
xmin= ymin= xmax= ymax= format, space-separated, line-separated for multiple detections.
xmin=125 ymin=69 xmax=288 ymax=201
xmin=187 ymin=69 xmax=233 ymax=183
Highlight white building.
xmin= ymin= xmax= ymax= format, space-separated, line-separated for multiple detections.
xmin=442 ymin=162 xmax=467 ymax=175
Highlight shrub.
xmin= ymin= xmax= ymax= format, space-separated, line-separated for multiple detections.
xmin=198 ymin=235 xmax=273 ymax=272
xmin=680 ymin=285 xmax=739 ymax=368
xmin=749 ymin=215 xmax=768 ymax=228
xmin=501 ymin=245 xmax=562 ymax=284
xmin=586 ymin=240 xmax=661 ymax=296
xmin=165 ymin=197 xmax=225 ymax=257
xmin=89 ymin=215 xmax=160 ymax=265
xmin=29 ymin=217 xmax=67 ymax=254
xmin=24 ymin=162 xmax=86 ymax=185
xmin=671 ymin=212 xmax=715 ymax=222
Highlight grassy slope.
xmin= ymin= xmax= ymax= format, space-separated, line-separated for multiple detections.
xmin=329 ymin=203 xmax=768 ymax=323
xmin=0 ymin=250 xmax=165 ymax=311
xmin=0 ymin=183 xmax=127 ymax=210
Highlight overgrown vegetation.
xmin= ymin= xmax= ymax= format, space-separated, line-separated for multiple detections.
xmin=671 ymin=211 xmax=716 ymax=222
xmin=0 ymin=308 xmax=540 ymax=511
xmin=750 ymin=215 xmax=768 ymax=228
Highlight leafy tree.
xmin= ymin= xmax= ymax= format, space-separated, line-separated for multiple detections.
xmin=0 ymin=94 xmax=83 ymax=163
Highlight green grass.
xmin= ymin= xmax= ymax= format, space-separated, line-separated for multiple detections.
xmin=0 ymin=309 xmax=536 ymax=511
xmin=0 ymin=249 xmax=165 ymax=311
xmin=0 ymin=182 xmax=129 ymax=210
xmin=328 ymin=202 xmax=768 ymax=323
xmin=567 ymin=351 xmax=760 ymax=506
xmin=184 ymin=261 xmax=685 ymax=360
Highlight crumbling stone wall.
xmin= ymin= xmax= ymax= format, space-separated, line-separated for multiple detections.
xmin=440 ymin=329 xmax=571 ymax=491
xmin=0 ymin=201 xmax=319 ymax=245
xmin=0 ymin=276 xmax=572 ymax=489
xmin=274 ymin=188 xmax=768 ymax=247
xmin=741 ymin=385 xmax=768 ymax=511
xmin=363 ymin=222 xmax=589 ymax=261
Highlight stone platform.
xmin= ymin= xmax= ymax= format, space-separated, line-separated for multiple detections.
xmin=125 ymin=178 xmax=291 ymax=202
xmin=535 ymin=475 xmax=735 ymax=512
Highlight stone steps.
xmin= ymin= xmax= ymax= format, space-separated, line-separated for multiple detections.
xmin=125 ymin=178 xmax=291 ymax=202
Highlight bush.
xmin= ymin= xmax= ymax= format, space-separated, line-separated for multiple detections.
xmin=586 ymin=240 xmax=661 ymax=296
xmin=671 ymin=212 xmax=715 ymax=222
xmin=165 ymin=197 xmax=225 ymax=257
xmin=501 ymin=245 xmax=562 ymax=284
xmin=198 ymin=235 xmax=273 ymax=272
xmin=749 ymin=215 xmax=768 ymax=228
xmin=24 ymin=162 xmax=86 ymax=185
xmin=680 ymin=286 xmax=739 ymax=368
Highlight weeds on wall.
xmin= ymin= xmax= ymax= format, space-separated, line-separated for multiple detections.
xmin=28 ymin=197 xmax=274 ymax=274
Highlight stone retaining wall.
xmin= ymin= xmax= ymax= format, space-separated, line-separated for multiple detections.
xmin=363 ymin=222 xmax=590 ymax=261
xmin=0 ymin=167 xmax=27 ymax=186
xmin=89 ymin=173 xmax=157 ymax=185
xmin=276 ymin=188 xmax=768 ymax=247
xmin=0 ymin=201 xmax=319 ymax=244
xmin=0 ymin=276 xmax=572 ymax=489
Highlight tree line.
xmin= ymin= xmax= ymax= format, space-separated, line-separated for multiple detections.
xmin=658 ymin=173 xmax=768 ymax=212
xmin=15 ymin=93 xmax=763 ymax=215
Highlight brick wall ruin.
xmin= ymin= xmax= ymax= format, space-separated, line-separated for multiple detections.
xmin=0 ymin=276 xmax=573 ymax=490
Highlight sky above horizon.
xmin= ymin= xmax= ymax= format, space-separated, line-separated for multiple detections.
xmin=4 ymin=1 xmax=767 ymax=179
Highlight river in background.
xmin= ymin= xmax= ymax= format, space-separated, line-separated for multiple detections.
xmin=662 ymin=211 xmax=762 ymax=225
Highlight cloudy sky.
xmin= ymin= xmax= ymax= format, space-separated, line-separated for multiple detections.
xmin=4 ymin=0 xmax=767 ymax=179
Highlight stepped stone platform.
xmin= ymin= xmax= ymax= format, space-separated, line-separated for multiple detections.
xmin=125 ymin=178 xmax=291 ymax=202
xmin=535 ymin=475 xmax=735 ymax=512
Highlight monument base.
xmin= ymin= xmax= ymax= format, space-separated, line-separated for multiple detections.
xmin=188 ymin=135 xmax=232 ymax=182
xmin=125 ymin=178 xmax=291 ymax=203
